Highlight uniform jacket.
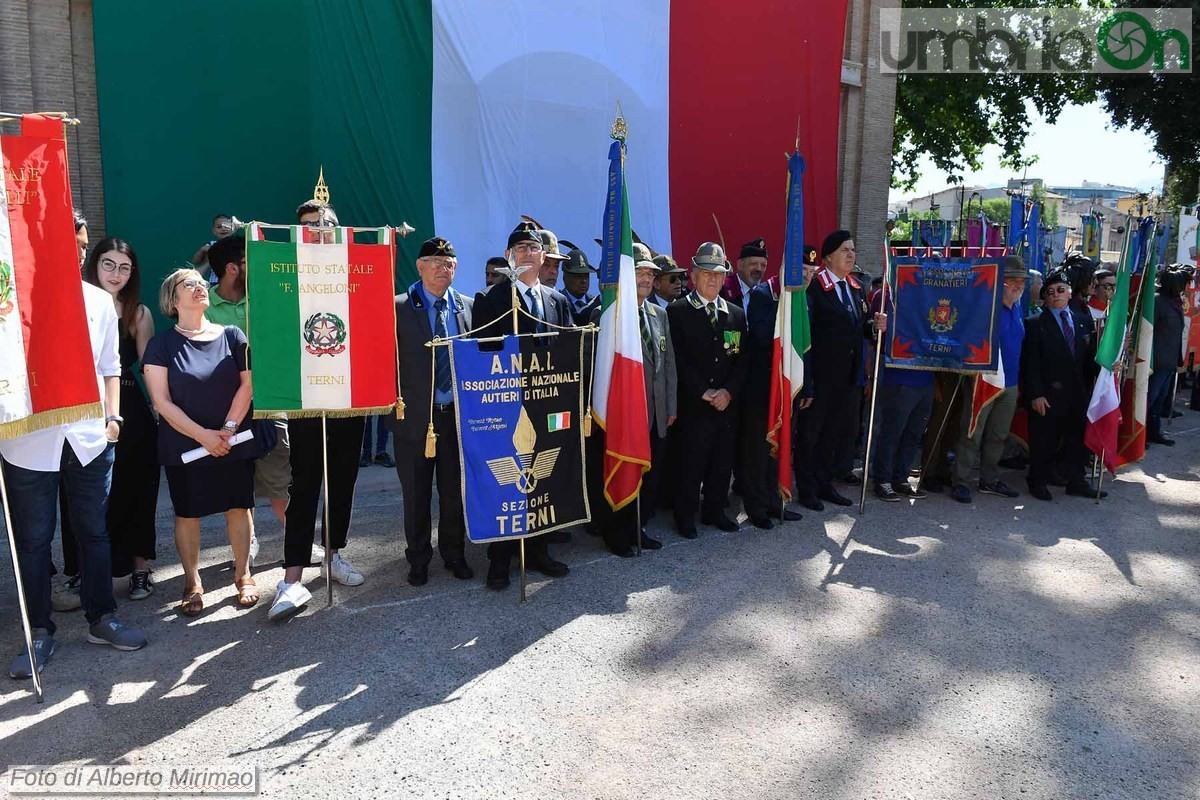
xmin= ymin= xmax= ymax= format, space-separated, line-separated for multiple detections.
xmin=472 ymin=276 xmax=573 ymax=336
xmin=805 ymin=267 xmax=874 ymax=393
xmin=1152 ymin=294 xmax=1185 ymax=373
xmin=667 ymin=292 xmax=748 ymax=420
xmin=1020 ymin=305 xmax=1097 ymax=417
xmin=588 ymin=300 xmax=678 ymax=438
xmin=387 ymin=285 xmax=473 ymax=443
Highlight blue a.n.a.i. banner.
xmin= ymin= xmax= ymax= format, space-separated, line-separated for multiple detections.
xmin=450 ymin=329 xmax=590 ymax=543
xmin=886 ymin=255 xmax=1004 ymax=373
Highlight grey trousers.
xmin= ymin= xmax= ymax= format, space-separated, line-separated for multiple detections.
xmin=952 ymin=385 xmax=1018 ymax=486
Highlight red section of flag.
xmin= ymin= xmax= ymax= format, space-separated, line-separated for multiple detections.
xmin=766 ymin=332 xmax=793 ymax=500
xmin=602 ymin=352 xmax=651 ymax=509
xmin=668 ymin=0 xmax=848 ymax=271
xmin=346 ymin=237 xmax=398 ymax=409
xmin=3 ymin=116 xmax=98 ymax=417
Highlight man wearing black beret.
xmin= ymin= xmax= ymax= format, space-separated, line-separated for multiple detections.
xmin=801 ymin=230 xmax=887 ymax=508
xmin=721 ymin=238 xmax=769 ymax=318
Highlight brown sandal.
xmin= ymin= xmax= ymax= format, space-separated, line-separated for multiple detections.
xmin=235 ymin=578 xmax=260 ymax=608
xmin=180 ymin=588 xmax=204 ymax=617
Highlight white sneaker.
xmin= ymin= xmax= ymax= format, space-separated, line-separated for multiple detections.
xmin=311 ymin=542 xmax=325 ymax=563
xmin=51 ymin=575 xmax=82 ymax=612
xmin=249 ymin=533 xmax=260 ymax=566
xmin=328 ymin=553 xmax=364 ymax=586
xmin=268 ymin=581 xmax=312 ymax=621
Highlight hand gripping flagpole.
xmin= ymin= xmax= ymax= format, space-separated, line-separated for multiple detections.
xmin=859 ymin=242 xmax=890 ymax=514
xmin=0 ymin=467 xmax=44 ymax=702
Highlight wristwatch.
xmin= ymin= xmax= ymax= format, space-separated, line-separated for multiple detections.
xmin=222 ymin=420 xmax=239 ymax=432
xmin=105 ymin=415 xmax=124 ymax=429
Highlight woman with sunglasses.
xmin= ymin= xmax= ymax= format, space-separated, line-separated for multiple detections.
xmin=76 ymin=239 xmax=160 ymax=600
xmin=142 ymin=268 xmax=258 ymax=616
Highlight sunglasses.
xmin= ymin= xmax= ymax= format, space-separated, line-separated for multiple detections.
xmin=1049 ymin=286 xmax=1070 ymax=295
xmin=664 ymin=274 xmax=684 ymax=283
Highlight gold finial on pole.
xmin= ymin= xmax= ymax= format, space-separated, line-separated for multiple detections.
xmin=313 ymin=166 xmax=330 ymax=206
xmin=611 ymin=100 xmax=627 ymax=143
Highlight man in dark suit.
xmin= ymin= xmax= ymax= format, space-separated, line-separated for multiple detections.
xmin=388 ymin=237 xmax=474 ymax=586
xmin=721 ymin=237 xmax=768 ymax=318
xmin=667 ymin=242 xmax=748 ymax=538
xmin=648 ymin=254 xmax=687 ymax=310
xmin=560 ymin=245 xmax=600 ymax=325
xmin=593 ymin=257 xmax=678 ymax=555
xmin=472 ymin=221 xmax=573 ymax=589
xmin=1021 ymin=269 xmax=1102 ymax=500
xmin=803 ymin=230 xmax=887 ymax=507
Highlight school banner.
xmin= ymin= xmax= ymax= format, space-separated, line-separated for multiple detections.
xmin=885 ymin=254 xmax=1004 ymax=373
xmin=452 ymin=329 xmax=589 ymax=543
xmin=245 ymin=224 xmax=398 ymax=417
xmin=0 ymin=114 xmax=101 ymax=439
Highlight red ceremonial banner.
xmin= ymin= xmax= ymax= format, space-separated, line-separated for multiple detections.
xmin=0 ymin=114 xmax=99 ymax=438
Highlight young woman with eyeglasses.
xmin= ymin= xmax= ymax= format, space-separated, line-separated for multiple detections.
xmin=142 ymin=268 xmax=258 ymax=616
xmin=79 ymin=239 xmax=159 ymax=601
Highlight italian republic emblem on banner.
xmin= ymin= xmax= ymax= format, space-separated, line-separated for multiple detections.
xmin=245 ymin=224 xmax=398 ymax=417
xmin=451 ymin=330 xmax=590 ymax=543
xmin=885 ymin=254 xmax=1004 ymax=373
xmin=0 ymin=114 xmax=101 ymax=439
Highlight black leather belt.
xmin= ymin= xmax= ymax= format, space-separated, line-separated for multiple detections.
xmin=434 ymin=403 xmax=455 ymax=413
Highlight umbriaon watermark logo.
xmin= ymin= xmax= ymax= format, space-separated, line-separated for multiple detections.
xmin=880 ymin=8 xmax=1191 ymax=74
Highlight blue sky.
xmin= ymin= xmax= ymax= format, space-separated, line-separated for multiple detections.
xmin=890 ymin=101 xmax=1164 ymax=201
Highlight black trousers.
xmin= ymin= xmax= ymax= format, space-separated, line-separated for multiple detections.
xmin=284 ymin=416 xmax=365 ymax=568
xmin=738 ymin=400 xmax=778 ymax=518
xmin=1028 ymin=410 xmax=1087 ymax=487
xmin=673 ymin=407 xmax=736 ymax=524
xmin=806 ymin=380 xmax=861 ymax=494
xmin=921 ymin=373 xmax=965 ymax=484
xmin=602 ymin=428 xmax=665 ymax=550
xmin=394 ymin=406 xmax=466 ymax=568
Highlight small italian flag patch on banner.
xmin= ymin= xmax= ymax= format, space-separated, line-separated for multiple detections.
xmin=246 ymin=224 xmax=398 ymax=417
xmin=547 ymin=412 xmax=571 ymax=432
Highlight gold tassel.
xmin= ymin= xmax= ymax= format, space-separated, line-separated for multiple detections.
xmin=582 ymin=407 xmax=593 ymax=437
xmin=395 ymin=396 xmax=406 ymax=420
xmin=424 ymin=423 xmax=438 ymax=458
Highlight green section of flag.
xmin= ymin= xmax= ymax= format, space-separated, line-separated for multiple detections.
xmin=1095 ymin=224 xmax=1134 ymax=370
xmin=246 ymin=240 xmax=303 ymax=411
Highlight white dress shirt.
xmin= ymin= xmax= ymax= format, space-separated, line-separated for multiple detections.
xmin=0 ymin=282 xmax=119 ymax=472
xmin=738 ymin=276 xmax=753 ymax=316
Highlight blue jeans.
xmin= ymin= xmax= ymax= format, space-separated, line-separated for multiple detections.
xmin=2 ymin=443 xmax=117 ymax=633
xmin=1147 ymin=368 xmax=1174 ymax=437
xmin=871 ymin=383 xmax=934 ymax=487
xmin=361 ymin=414 xmax=390 ymax=457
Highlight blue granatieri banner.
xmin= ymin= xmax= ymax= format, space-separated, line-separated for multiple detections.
xmin=451 ymin=331 xmax=590 ymax=543
xmin=885 ymin=254 xmax=1005 ymax=373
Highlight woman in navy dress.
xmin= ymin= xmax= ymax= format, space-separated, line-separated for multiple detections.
xmin=143 ymin=268 xmax=257 ymax=617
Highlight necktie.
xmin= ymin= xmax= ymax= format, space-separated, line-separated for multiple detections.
xmin=639 ymin=306 xmax=653 ymax=356
xmin=433 ymin=298 xmax=452 ymax=393
xmin=706 ymin=301 xmax=717 ymax=327
xmin=527 ymin=286 xmax=545 ymax=333
xmin=1059 ymin=310 xmax=1075 ymax=354
xmin=838 ymin=280 xmax=857 ymax=320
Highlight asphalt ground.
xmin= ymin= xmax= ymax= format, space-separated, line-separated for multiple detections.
xmin=1 ymin=406 xmax=1198 ymax=799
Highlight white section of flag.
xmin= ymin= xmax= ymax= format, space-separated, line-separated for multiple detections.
xmin=431 ymin=0 xmax=672 ymax=296
xmin=297 ymin=240 xmax=352 ymax=409
xmin=0 ymin=135 xmax=32 ymax=425
xmin=1087 ymin=366 xmax=1120 ymax=425
xmin=592 ymin=252 xmax=640 ymax=423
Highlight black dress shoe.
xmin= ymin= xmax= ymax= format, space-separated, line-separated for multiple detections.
xmin=701 ymin=513 xmax=740 ymax=532
xmin=374 ymin=452 xmax=396 ymax=468
xmin=1028 ymin=482 xmax=1053 ymax=501
xmin=797 ymin=496 xmax=824 ymax=512
xmin=749 ymin=515 xmax=775 ymax=530
xmin=780 ymin=508 xmax=802 ymax=521
xmin=1065 ymin=482 xmax=1108 ymax=499
xmin=836 ymin=472 xmax=862 ymax=486
xmin=358 ymin=453 xmax=372 ymax=468
xmin=445 ymin=559 xmax=474 ymax=580
xmin=486 ymin=560 xmax=510 ymax=590
xmin=1147 ymin=434 xmax=1176 ymax=446
xmin=676 ymin=522 xmax=699 ymax=539
xmin=606 ymin=543 xmax=636 ymax=558
xmin=527 ymin=554 xmax=569 ymax=578
xmin=407 ymin=565 xmax=429 ymax=587
xmin=637 ymin=533 xmax=663 ymax=550
xmin=817 ymin=488 xmax=853 ymax=507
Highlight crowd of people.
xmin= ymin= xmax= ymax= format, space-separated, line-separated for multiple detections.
xmin=1 ymin=198 xmax=1194 ymax=682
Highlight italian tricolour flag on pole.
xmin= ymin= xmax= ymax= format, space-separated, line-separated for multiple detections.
xmin=592 ymin=138 xmax=651 ymax=511
xmin=245 ymin=224 xmax=398 ymax=417
xmin=766 ymin=151 xmax=811 ymax=501
xmin=1085 ymin=223 xmax=1135 ymax=473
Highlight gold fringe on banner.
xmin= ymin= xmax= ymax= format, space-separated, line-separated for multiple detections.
xmin=253 ymin=405 xmax=395 ymax=421
xmin=424 ymin=423 xmax=438 ymax=458
xmin=0 ymin=402 xmax=104 ymax=442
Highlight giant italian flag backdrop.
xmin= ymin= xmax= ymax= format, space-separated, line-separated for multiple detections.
xmin=96 ymin=0 xmax=848 ymax=302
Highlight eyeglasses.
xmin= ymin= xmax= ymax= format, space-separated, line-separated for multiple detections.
xmin=1100 ymin=282 xmax=1116 ymax=291
xmin=99 ymin=258 xmax=133 ymax=276
xmin=664 ymin=274 xmax=684 ymax=283
xmin=1049 ymin=286 xmax=1070 ymax=295
xmin=512 ymin=243 xmax=543 ymax=254
xmin=422 ymin=257 xmax=457 ymax=271
xmin=176 ymin=278 xmax=208 ymax=291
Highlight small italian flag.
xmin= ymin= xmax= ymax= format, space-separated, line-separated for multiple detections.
xmin=245 ymin=225 xmax=398 ymax=416
xmin=547 ymin=412 xmax=571 ymax=431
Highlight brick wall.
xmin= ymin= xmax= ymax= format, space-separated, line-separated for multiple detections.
xmin=0 ymin=0 xmax=105 ymax=236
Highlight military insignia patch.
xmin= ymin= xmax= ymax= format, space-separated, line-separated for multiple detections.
xmin=303 ymin=311 xmax=348 ymax=356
